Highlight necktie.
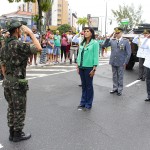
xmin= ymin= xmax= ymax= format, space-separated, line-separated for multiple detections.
xmin=117 ymin=40 xmax=119 ymax=44
xmin=117 ymin=40 xmax=119 ymax=47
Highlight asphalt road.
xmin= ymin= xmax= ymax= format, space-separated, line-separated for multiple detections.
xmin=0 ymin=59 xmax=150 ymax=150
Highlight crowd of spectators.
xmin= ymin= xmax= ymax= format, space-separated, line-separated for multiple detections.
xmin=0 ymin=25 xmax=109 ymax=80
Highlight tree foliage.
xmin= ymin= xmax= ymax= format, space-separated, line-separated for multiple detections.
xmin=8 ymin=0 xmax=36 ymax=2
xmin=111 ymin=3 xmax=143 ymax=29
xmin=57 ymin=24 xmax=72 ymax=35
xmin=8 ymin=0 xmax=53 ymax=32
xmin=77 ymin=17 xmax=88 ymax=29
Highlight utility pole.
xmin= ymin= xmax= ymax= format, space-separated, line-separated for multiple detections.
xmin=105 ymin=0 xmax=107 ymax=36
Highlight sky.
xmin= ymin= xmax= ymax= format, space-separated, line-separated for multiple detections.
xmin=0 ymin=0 xmax=150 ymax=34
xmin=68 ymin=0 xmax=150 ymax=21
xmin=68 ymin=0 xmax=150 ymax=34
xmin=0 ymin=0 xmax=23 ymax=16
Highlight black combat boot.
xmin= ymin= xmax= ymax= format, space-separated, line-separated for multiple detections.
xmin=13 ymin=130 xmax=31 ymax=142
xmin=70 ymin=59 xmax=72 ymax=64
xmin=9 ymin=126 xmax=14 ymax=141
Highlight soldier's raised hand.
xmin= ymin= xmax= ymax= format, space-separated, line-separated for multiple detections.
xmin=21 ymin=25 xmax=33 ymax=35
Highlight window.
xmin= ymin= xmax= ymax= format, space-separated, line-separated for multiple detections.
xmin=57 ymin=19 xmax=61 ymax=22
xmin=58 ymin=14 xmax=61 ymax=17
xmin=58 ymin=9 xmax=61 ymax=12
xmin=58 ymin=4 xmax=61 ymax=7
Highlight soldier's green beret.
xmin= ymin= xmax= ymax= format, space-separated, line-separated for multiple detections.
xmin=6 ymin=20 xmax=22 ymax=31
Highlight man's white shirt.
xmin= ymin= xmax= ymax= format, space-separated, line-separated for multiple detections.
xmin=133 ymin=35 xmax=148 ymax=58
xmin=140 ymin=38 xmax=150 ymax=68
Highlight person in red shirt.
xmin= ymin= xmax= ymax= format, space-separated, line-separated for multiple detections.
xmin=46 ymin=29 xmax=51 ymax=39
xmin=61 ymin=33 xmax=68 ymax=62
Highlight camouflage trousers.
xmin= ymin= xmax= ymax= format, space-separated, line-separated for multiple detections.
xmin=4 ymin=87 xmax=27 ymax=131
xmin=112 ymin=65 xmax=124 ymax=93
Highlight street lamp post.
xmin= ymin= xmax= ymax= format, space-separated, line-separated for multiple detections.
xmin=105 ymin=0 xmax=107 ymax=36
xmin=98 ymin=16 xmax=105 ymax=35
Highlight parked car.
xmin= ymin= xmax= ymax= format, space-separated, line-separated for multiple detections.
xmin=122 ymin=33 xmax=138 ymax=70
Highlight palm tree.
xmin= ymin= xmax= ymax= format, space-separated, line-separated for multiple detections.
xmin=77 ymin=17 xmax=88 ymax=30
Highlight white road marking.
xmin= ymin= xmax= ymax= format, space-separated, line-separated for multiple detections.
xmin=27 ymin=69 xmax=68 ymax=72
xmin=51 ymin=65 xmax=76 ymax=68
xmin=27 ymin=77 xmax=39 ymax=80
xmin=99 ymin=61 xmax=109 ymax=63
xmin=99 ymin=63 xmax=108 ymax=66
xmin=27 ymin=69 xmax=76 ymax=80
xmin=26 ymin=73 xmax=48 ymax=77
xmin=0 ymin=69 xmax=76 ymax=84
xmin=125 ymin=80 xmax=141 ymax=87
xmin=0 ymin=144 xmax=3 ymax=148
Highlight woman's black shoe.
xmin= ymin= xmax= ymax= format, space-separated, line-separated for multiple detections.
xmin=77 ymin=105 xmax=85 ymax=110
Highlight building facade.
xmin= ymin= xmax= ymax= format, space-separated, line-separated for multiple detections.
xmin=51 ymin=0 xmax=69 ymax=26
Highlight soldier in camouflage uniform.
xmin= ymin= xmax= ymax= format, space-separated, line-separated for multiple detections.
xmin=0 ymin=20 xmax=42 ymax=142
xmin=0 ymin=26 xmax=5 ymax=80
xmin=103 ymin=27 xmax=131 ymax=96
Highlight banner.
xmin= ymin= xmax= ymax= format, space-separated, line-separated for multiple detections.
xmin=89 ymin=17 xmax=99 ymax=28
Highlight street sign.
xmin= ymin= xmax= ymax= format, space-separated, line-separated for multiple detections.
xmin=121 ymin=18 xmax=129 ymax=25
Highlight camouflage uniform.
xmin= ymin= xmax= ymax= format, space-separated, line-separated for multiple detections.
xmin=1 ymin=34 xmax=37 ymax=132
xmin=0 ymin=27 xmax=5 ymax=80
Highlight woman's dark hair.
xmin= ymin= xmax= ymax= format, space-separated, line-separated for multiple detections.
xmin=9 ymin=28 xmax=18 ymax=37
xmin=81 ymin=27 xmax=95 ymax=46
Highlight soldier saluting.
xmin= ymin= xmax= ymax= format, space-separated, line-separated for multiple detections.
xmin=103 ymin=27 xmax=131 ymax=96
xmin=0 ymin=20 xmax=42 ymax=142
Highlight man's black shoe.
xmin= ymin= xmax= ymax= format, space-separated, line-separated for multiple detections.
xmin=9 ymin=127 xmax=14 ymax=141
xmin=117 ymin=92 xmax=122 ymax=96
xmin=137 ymin=77 xmax=142 ymax=80
xmin=78 ymin=84 xmax=82 ymax=87
xmin=13 ymin=131 xmax=31 ymax=142
xmin=145 ymin=98 xmax=150 ymax=101
xmin=110 ymin=90 xmax=118 ymax=94
xmin=141 ymin=78 xmax=145 ymax=81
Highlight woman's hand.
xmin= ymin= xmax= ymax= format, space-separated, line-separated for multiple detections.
xmin=89 ymin=69 xmax=96 ymax=77
xmin=77 ymin=67 xmax=79 ymax=74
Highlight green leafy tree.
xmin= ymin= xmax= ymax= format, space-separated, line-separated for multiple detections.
xmin=57 ymin=24 xmax=72 ymax=35
xmin=33 ymin=14 xmax=38 ymax=25
xmin=77 ymin=17 xmax=88 ymax=29
xmin=8 ymin=0 xmax=53 ymax=32
xmin=111 ymin=3 xmax=143 ymax=30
